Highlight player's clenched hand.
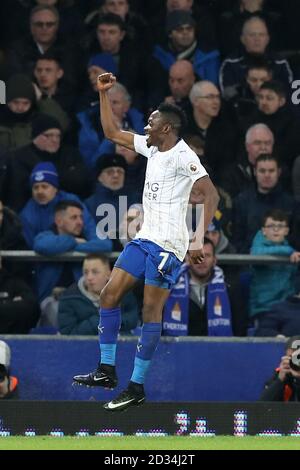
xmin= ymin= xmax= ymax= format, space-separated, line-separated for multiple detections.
xmin=188 ymin=248 xmax=205 ymax=264
xmin=97 ymin=73 xmax=116 ymax=92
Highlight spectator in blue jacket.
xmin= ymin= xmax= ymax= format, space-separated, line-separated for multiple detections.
xmin=232 ymin=154 xmax=296 ymax=253
xmin=77 ymin=80 xmax=144 ymax=170
xmin=33 ymin=200 xmax=112 ymax=315
xmin=250 ymin=209 xmax=300 ymax=336
xmin=58 ymin=253 xmax=139 ymax=336
xmin=147 ymin=9 xmax=220 ymax=110
xmin=20 ymin=162 xmax=101 ymax=249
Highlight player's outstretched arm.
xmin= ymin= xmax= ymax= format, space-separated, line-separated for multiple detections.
xmin=189 ymin=176 xmax=220 ymax=264
xmin=98 ymin=73 xmax=135 ymax=150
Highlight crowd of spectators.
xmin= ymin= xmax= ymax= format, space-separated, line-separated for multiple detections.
xmin=0 ymin=0 xmax=300 ymax=337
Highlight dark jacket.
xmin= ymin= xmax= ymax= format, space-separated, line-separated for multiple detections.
xmin=85 ymin=40 xmax=144 ymax=107
xmin=241 ymin=106 xmax=300 ymax=168
xmin=0 ymin=268 xmax=40 ymax=334
xmin=260 ymin=369 xmax=300 ymax=401
xmin=0 ymin=206 xmax=27 ymax=250
xmin=6 ymin=143 xmax=91 ymax=211
xmin=219 ymin=157 xmax=255 ymax=199
xmin=0 ymin=99 xmax=69 ymax=151
xmin=218 ymin=7 xmax=284 ymax=56
xmin=0 ymin=145 xmax=7 ymax=200
xmin=220 ymin=50 xmax=293 ymax=96
xmin=58 ymin=280 xmax=139 ymax=336
xmin=188 ymin=277 xmax=247 ymax=337
xmin=232 ymin=184 xmax=296 ymax=253
xmin=147 ymin=41 xmax=220 ymax=109
xmin=188 ymin=110 xmax=238 ymax=178
xmin=0 ymin=206 xmax=29 ymax=278
xmin=85 ymin=182 xmax=139 ymax=228
xmin=7 ymin=34 xmax=82 ymax=89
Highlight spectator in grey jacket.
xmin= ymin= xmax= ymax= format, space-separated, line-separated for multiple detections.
xmin=58 ymin=254 xmax=139 ymax=336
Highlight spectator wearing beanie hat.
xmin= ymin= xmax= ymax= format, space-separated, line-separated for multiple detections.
xmin=85 ymin=153 xmax=139 ymax=239
xmin=5 ymin=113 xmax=91 ymax=212
xmin=146 ymin=9 xmax=220 ymax=110
xmin=0 ymin=73 xmax=69 ymax=151
xmin=77 ymin=51 xmax=119 ymax=112
xmin=20 ymin=161 xmax=99 ymax=250
xmin=88 ymin=53 xmax=118 ymax=92
xmin=7 ymin=4 xmax=83 ymax=90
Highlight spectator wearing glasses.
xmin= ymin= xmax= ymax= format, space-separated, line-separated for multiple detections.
xmin=220 ymin=123 xmax=274 ymax=199
xmin=220 ymin=16 xmax=293 ymax=99
xmin=188 ymin=80 xmax=238 ymax=179
xmin=5 ymin=113 xmax=90 ymax=211
xmin=7 ymin=5 xmax=82 ymax=88
xmin=250 ymin=209 xmax=300 ymax=336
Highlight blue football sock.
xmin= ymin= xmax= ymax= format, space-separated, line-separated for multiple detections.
xmin=131 ymin=322 xmax=162 ymax=385
xmin=98 ymin=307 xmax=121 ymax=366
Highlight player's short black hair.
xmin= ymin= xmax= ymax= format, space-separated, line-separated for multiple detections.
xmin=260 ymin=80 xmax=287 ymax=99
xmin=157 ymin=103 xmax=187 ymax=136
xmin=54 ymin=200 xmax=83 ymax=214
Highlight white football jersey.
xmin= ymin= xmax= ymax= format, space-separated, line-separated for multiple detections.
xmin=134 ymin=135 xmax=208 ymax=261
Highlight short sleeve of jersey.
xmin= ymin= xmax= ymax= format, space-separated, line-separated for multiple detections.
xmin=134 ymin=134 xmax=151 ymax=159
xmin=178 ymin=151 xmax=208 ymax=183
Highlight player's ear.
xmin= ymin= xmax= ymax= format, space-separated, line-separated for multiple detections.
xmin=163 ymin=123 xmax=172 ymax=134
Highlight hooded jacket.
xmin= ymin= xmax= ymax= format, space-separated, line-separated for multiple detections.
xmin=58 ymin=278 xmax=138 ymax=335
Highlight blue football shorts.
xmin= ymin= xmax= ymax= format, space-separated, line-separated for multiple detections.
xmin=114 ymin=239 xmax=182 ymax=290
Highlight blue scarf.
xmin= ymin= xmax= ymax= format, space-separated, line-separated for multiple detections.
xmin=163 ymin=265 xmax=233 ymax=336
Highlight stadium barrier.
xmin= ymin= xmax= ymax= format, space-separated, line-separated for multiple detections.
xmin=0 ymin=336 xmax=285 ymax=401
xmin=0 ymin=402 xmax=300 ymax=437
xmin=0 ymin=250 xmax=293 ymax=264
xmin=0 ymin=253 xmax=293 ymax=403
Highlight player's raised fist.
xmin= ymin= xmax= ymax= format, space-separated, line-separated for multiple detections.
xmin=97 ymin=73 xmax=116 ymax=92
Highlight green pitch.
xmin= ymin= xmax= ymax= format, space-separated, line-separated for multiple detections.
xmin=0 ymin=437 xmax=300 ymax=450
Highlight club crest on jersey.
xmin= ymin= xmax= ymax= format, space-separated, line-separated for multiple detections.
xmin=189 ymin=163 xmax=198 ymax=173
